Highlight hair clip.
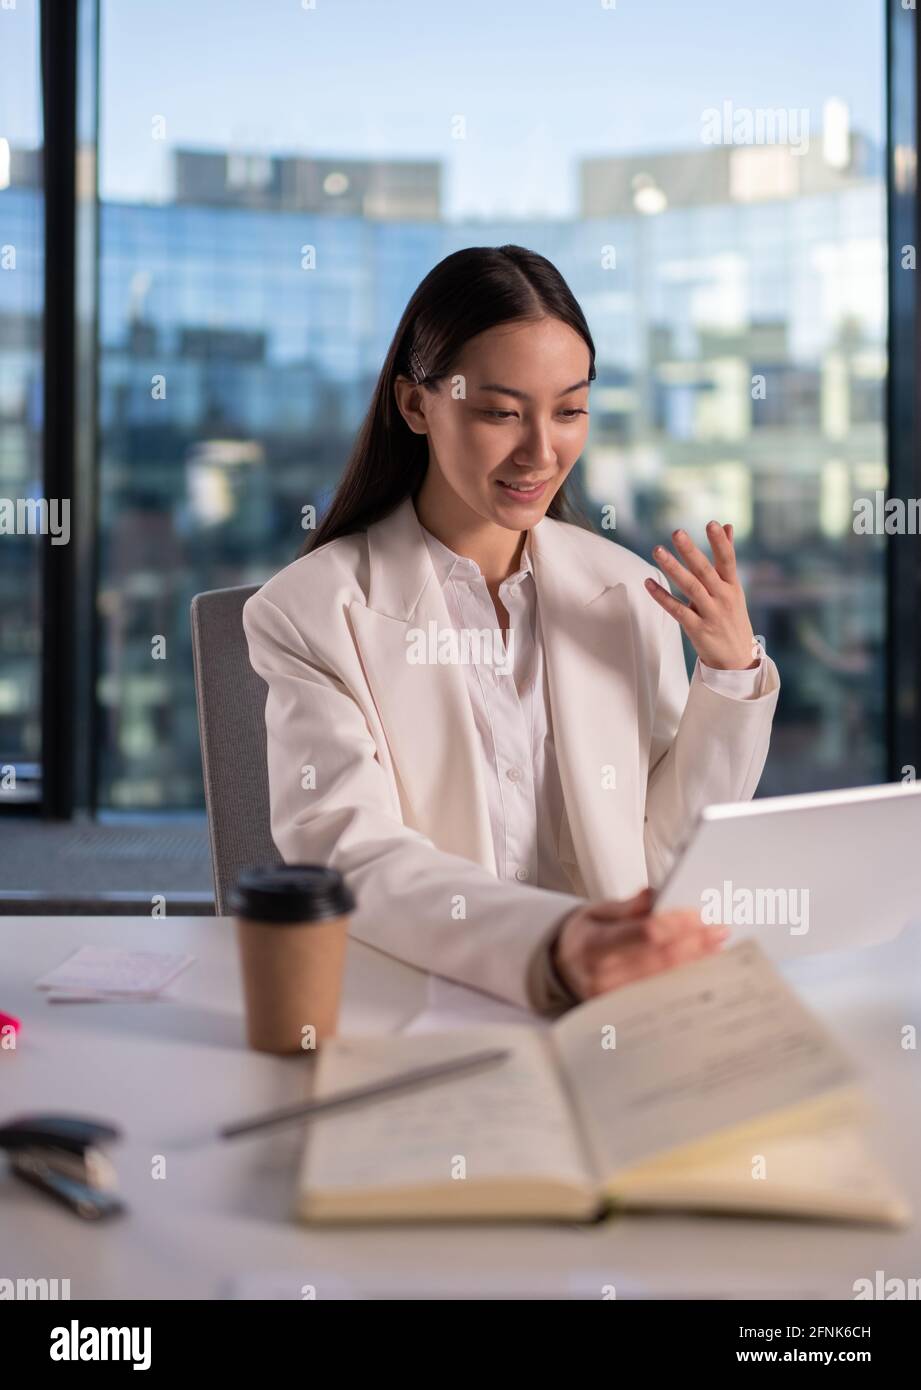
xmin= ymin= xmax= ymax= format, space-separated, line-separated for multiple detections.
xmin=409 ymin=345 xmax=428 ymax=384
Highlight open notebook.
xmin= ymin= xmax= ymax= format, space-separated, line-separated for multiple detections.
xmin=295 ymin=941 xmax=911 ymax=1226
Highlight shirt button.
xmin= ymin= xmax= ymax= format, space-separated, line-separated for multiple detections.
xmin=515 ymin=867 xmax=530 ymax=882
xmin=506 ymin=766 xmax=522 ymax=782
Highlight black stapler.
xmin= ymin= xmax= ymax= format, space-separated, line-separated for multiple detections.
xmin=0 ymin=1114 xmax=125 ymax=1219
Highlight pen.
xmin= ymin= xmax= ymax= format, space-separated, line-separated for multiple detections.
xmin=218 ymin=1046 xmax=511 ymax=1140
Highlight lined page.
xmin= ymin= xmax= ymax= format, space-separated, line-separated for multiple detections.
xmin=550 ymin=940 xmax=860 ymax=1179
xmin=300 ymin=1025 xmax=593 ymax=1195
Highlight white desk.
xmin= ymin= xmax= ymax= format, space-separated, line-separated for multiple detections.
xmin=1 ymin=914 xmax=919 ymax=1300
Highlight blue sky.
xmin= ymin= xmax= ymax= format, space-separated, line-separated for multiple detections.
xmin=2 ymin=0 xmax=886 ymax=217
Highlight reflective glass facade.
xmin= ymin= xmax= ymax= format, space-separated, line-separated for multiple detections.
xmin=91 ymin=157 xmax=885 ymax=805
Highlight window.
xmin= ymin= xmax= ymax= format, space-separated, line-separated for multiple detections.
xmin=86 ymin=0 xmax=889 ymax=805
xmin=0 ymin=0 xmax=44 ymax=805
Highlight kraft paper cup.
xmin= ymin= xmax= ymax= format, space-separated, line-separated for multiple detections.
xmin=230 ymin=865 xmax=356 ymax=1055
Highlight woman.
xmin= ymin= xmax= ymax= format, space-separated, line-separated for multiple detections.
xmin=242 ymin=245 xmax=780 ymax=1015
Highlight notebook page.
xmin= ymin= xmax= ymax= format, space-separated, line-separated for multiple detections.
xmin=549 ymin=940 xmax=860 ymax=1179
xmin=299 ymin=1025 xmax=593 ymax=1196
xmin=610 ymin=1115 xmax=911 ymax=1226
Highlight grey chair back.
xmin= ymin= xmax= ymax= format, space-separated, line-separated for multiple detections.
xmin=190 ymin=584 xmax=282 ymax=914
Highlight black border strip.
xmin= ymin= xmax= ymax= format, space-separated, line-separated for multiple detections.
xmin=38 ymin=0 xmax=79 ymax=817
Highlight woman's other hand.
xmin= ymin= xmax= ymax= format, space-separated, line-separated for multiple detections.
xmin=551 ymin=888 xmax=729 ymax=1002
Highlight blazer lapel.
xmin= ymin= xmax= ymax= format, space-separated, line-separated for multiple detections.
xmin=349 ymin=497 xmax=497 ymax=872
xmin=528 ymin=517 xmax=642 ymax=901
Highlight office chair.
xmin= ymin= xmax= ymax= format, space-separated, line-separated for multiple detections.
xmin=190 ymin=584 xmax=282 ymax=915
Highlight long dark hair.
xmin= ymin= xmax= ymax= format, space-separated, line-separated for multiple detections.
xmin=299 ymin=244 xmax=597 ymax=557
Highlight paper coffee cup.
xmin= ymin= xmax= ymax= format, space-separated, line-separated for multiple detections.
xmin=230 ymin=865 xmax=356 ymax=1055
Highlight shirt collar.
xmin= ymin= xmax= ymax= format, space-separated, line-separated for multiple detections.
xmin=420 ymin=523 xmax=534 ymax=588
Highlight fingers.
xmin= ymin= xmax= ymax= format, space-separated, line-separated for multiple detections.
xmin=651 ymin=524 xmax=738 ymax=595
xmin=581 ymin=908 xmax=729 ymax=997
xmin=706 ymin=518 xmax=737 ymax=582
xmin=590 ymin=924 xmax=727 ymax=995
xmin=642 ymin=908 xmax=708 ymax=946
xmin=638 ymin=923 xmax=728 ymax=975
xmin=643 ymin=576 xmax=700 ymax=634
xmin=647 ymin=520 xmax=741 ymax=632
xmin=651 ymin=544 xmax=711 ymax=613
xmin=669 ymin=528 xmax=722 ymax=592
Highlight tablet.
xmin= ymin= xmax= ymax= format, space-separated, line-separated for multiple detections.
xmin=653 ymin=781 xmax=921 ymax=960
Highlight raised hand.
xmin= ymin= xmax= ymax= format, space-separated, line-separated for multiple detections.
xmin=644 ymin=521 xmax=760 ymax=671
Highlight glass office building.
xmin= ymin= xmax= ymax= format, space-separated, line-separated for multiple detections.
xmin=0 ymin=146 xmax=44 ymax=796
xmin=0 ymin=133 xmax=887 ymax=808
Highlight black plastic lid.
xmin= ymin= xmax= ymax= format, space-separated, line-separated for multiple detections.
xmin=228 ymin=864 xmax=355 ymax=924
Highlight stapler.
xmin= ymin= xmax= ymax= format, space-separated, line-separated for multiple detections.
xmin=0 ymin=1114 xmax=126 ymax=1219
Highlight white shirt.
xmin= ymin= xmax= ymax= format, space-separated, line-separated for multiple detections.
xmin=421 ymin=523 xmax=574 ymax=896
xmin=419 ymin=521 xmax=764 ymax=1003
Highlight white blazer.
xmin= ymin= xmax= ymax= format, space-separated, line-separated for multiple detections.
xmin=242 ymin=494 xmax=781 ymax=1010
